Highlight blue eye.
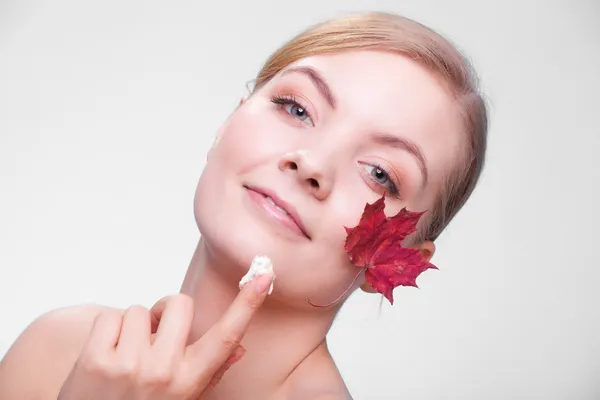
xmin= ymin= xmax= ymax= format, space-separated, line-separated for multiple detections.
xmin=287 ymin=103 xmax=308 ymax=120
xmin=270 ymin=95 xmax=314 ymax=126
xmin=362 ymin=164 xmax=399 ymax=196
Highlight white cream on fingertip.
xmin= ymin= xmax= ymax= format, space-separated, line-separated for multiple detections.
xmin=239 ymin=255 xmax=275 ymax=294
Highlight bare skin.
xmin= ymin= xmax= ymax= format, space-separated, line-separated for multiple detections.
xmin=0 ymin=283 xmax=349 ymax=399
xmin=0 ymin=49 xmax=463 ymax=399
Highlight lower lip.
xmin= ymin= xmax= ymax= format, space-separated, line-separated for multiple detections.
xmin=246 ymin=189 xmax=307 ymax=238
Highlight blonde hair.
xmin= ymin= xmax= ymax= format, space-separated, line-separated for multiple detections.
xmin=252 ymin=12 xmax=488 ymax=242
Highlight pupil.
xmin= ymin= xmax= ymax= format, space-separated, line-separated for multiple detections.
xmin=374 ymin=168 xmax=385 ymax=181
xmin=294 ymin=106 xmax=305 ymax=117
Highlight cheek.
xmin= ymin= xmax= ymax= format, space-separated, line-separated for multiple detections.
xmin=191 ymin=104 xmax=298 ymax=262
xmin=212 ymin=104 xmax=297 ymax=172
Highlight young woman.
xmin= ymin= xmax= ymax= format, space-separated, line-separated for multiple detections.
xmin=0 ymin=11 xmax=488 ymax=400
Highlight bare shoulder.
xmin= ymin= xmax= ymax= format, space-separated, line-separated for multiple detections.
xmin=283 ymin=342 xmax=353 ymax=400
xmin=0 ymin=304 xmax=116 ymax=399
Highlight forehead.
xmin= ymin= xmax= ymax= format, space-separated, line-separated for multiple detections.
xmin=275 ymin=50 xmax=465 ymax=188
xmin=281 ymin=50 xmax=456 ymax=127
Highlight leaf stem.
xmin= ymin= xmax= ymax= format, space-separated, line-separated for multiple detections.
xmin=306 ymin=267 xmax=367 ymax=308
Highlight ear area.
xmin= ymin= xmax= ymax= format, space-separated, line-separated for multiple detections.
xmin=418 ymin=240 xmax=436 ymax=262
xmin=360 ymin=280 xmax=377 ymax=293
xmin=359 ymin=240 xmax=436 ymax=293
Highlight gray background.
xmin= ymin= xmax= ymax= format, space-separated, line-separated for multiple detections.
xmin=1 ymin=0 xmax=599 ymax=399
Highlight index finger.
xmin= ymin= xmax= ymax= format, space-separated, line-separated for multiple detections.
xmin=185 ymin=271 xmax=274 ymax=370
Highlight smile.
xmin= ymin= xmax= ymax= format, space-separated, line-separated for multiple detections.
xmin=243 ymin=185 xmax=311 ymax=240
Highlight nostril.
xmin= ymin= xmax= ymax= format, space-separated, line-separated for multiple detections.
xmin=289 ymin=162 xmax=298 ymax=170
xmin=309 ymin=178 xmax=319 ymax=188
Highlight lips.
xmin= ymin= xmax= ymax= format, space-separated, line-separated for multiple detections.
xmin=243 ymin=185 xmax=311 ymax=239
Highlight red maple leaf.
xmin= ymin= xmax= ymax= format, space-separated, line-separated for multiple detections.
xmin=345 ymin=196 xmax=437 ymax=304
xmin=307 ymin=196 xmax=437 ymax=307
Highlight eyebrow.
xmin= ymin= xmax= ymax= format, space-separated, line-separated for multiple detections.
xmin=371 ymin=133 xmax=429 ymax=188
xmin=281 ymin=66 xmax=337 ymax=109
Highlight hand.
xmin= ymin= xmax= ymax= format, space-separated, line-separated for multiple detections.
xmin=57 ymin=272 xmax=274 ymax=400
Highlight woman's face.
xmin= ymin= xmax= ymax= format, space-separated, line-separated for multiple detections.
xmin=194 ymin=50 xmax=463 ymax=307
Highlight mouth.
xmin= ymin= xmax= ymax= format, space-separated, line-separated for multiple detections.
xmin=243 ymin=185 xmax=311 ymax=240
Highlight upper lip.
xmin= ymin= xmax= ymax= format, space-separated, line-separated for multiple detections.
xmin=244 ymin=185 xmax=311 ymax=239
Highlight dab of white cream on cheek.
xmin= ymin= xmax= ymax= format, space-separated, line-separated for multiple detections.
xmin=239 ymin=255 xmax=275 ymax=294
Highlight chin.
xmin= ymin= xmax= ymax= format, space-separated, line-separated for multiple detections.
xmin=194 ymin=216 xmax=355 ymax=307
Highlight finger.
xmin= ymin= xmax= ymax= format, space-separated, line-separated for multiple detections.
xmin=116 ymin=305 xmax=151 ymax=356
xmin=149 ymin=298 xmax=165 ymax=334
xmin=208 ymin=345 xmax=246 ymax=388
xmin=185 ymin=272 xmax=273 ymax=372
xmin=150 ymin=294 xmax=194 ymax=357
xmin=84 ymin=309 xmax=123 ymax=354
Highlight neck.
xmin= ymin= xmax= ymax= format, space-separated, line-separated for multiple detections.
xmin=179 ymin=239 xmax=340 ymax=399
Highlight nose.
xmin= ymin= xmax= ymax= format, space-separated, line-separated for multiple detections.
xmin=278 ymin=149 xmax=333 ymax=200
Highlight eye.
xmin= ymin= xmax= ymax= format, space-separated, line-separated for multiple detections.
xmin=361 ymin=163 xmax=400 ymax=197
xmin=270 ymin=95 xmax=314 ymax=126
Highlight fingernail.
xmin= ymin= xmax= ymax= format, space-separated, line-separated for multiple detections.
xmin=254 ymin=272 xmax=274 ymax=294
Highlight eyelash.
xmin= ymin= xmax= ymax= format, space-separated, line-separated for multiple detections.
xmin=270 ymin=94 xmax=314 ymax=125
xmin=270 ymin=94 xmax=399 ymax=197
